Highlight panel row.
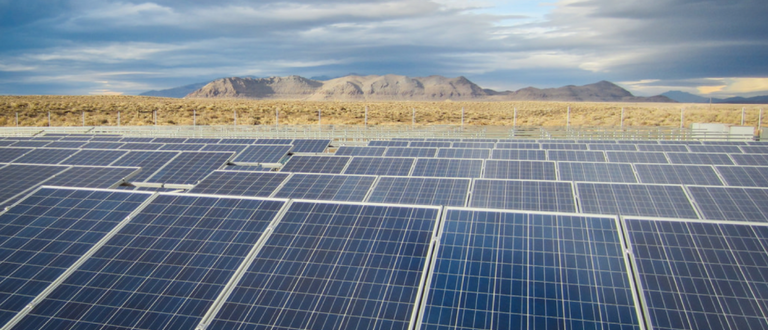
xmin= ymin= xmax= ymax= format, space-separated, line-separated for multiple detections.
xmin=0 ymin=136 xmax=331 ymax=152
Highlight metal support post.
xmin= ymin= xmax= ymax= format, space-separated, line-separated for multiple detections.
xmin=461 ymin=107 xmax=464 ymax=130
xmin=117 ymin=111 xmax=121 ymax=126
xmin=567 ymin=106 xmax=571 ymax=127
xmin=153 ymin=110 xmax=157 ymax=126
xmin=15 ymin=112 xmax=18 ymax=127
xmin=412 ymin=108 xmax=415 ymax=128
xmin=82 ymin=111 xmax=85 ymax=127
xmin=193 ymin=109 xmax=196 ymax=126
xmin=48 ymin=111 xmax=51 ymax=127
xmin=513 ymin=108 xmax=517 ymax=128
xmin=365 ymin=106 xmax=368 ymax=128
xmin=742 ymin=107 xmax=746 ymax=125
xmin=620 ymin=107 xmax=624 ymax=128
xmin=234 ymin=110 xmax=237 ymax=126
xmin=680 ymin=108 xmax=684 ymax=129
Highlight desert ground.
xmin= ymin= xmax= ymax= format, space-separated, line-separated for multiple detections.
xmin=0 ymin=95 xmax=764 ymax=128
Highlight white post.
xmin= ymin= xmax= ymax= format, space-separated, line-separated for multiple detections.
xmin=117 ymin=111 xmax=120 ymax=127
xmin=234 ymin=110 xmax=237 ymax=126
xmin=620 ymin=107 xmax=625 ymax=128
xmin=513 ymin=107 xmax=517 ymax=128
xmin=567 ymin=106 xmax=571 ymax=127
xmin=461 ymin=107 xmax=464 ymax=130
xmin=48 ymin=111 xmax=51 ymax=127
xmin=276 ymin=108 xmax=279 ymax=126
xmin=154 ymin=110 xmax=157 ymax=125
xmin=318 ymin=109 xmax=321 ymax=127
xmin=365 ymin=106 xmax=368 ymax=128
xmin=193 ymin=109 xmax=196 ymax=126
xmin=412 ymin=108 xmax=415 ymax=128
xmin=760 ymin=108 xmax=763 ymax=129
xmin=742 ymin=107 xmax=746 ymax=125
xmin=15 ymin=112 xmax=18 ymax=127
xmin=680 ymin=108 xmax=684 ymax=129
xmin=82 ymin=111 xmax=85 ymax=126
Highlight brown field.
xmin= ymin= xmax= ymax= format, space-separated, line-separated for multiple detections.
xmin=0 ymin=95 xmax=765 ymax=128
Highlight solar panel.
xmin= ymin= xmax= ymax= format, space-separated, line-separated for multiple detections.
xmin=409 ymin=141 xmax=452 ymax=148
xmin=701 ymin=140 xmax=747 ymax=145
xmin=232 ymin=145 xmax=292 ymax=164
xmin=634 ymin=164 xmax=724 ymax=185
xmin=0 ymin=164 xmax=69 ymax=207
xmin=483 ymin=160 xmax=557 ymax=180
xmin=730 ymin=153 xmax=768 ymax=166
xmin=150 ymin=137 xmax=187 ymax=143
xmin=81 ymin=142 xmax=125 ymax=149
xmin=558 ymin=162 xmax=638 ymax=182
xmin=666 ymin=152 xmax=734 ymax=165
xmin=42 ymin=166 xmax=140 ymax=188
xmin=420 ymin=210 xmax=642 ymax=330
xmin=0 ymin=148 xmax=32 ymax=162
xmin=200 ymin=144 xmax=249 ymax=153
xmin=547 ymin=150 xmax=607 ymax=162
xmin=490 ymin=149 xmax=547 ymax=160
xmin=119 ymin=137 xmax=155 ymax=142
xmin=254 ymin=138 xmax=293 ymax=145
xmin=0 ymin=187 xmax=152 ymax=326
xmin=9 ymin=141 xmax=51 ymax=148
xmin=368 ymin=140 xmax=409 ymax=147
xmin=109 ymin=151 xmax=179 ymax=182
xmin=687 ymin=186 xmax=768 ymax=222
xmin=716 ymin=166 xmax=768 ymax=187
xmin=588 ymin=143 xmax=637 ymax=151
xmin=185 ymin=138 xmax=221 ymax=144
xmin=659 ymin=140 xmax=701 ymax=144
xmin=87 ymin=136 xmax=122 ymax=142
xmin=636 ymin=144 xmax=689 ymax=152
xmin=188 ymin=171 xmax=290 ymax=196
xmin=221 ymin=165 xmax=273 ymax=172
xmin=436 ymin=148 xmax=491 ymax=159
xmin=461 ymin=138 xmax=497 ymax=142
xmin=577 ymin=183 xmax=698 ymax=218
xmin=740 ymin=146 xmax=768 ymax=154
xmin=272 ymin=173 xmax=376 ymax=201
xmin=343 ymin=156 xmax=415 ymax=176
xmin=470 ymin=179 xmax=576 ymax=212
xmin=384 ymin=147 xmax=437 ymax=158
xmin=146 ymin=151 xmax=234 ymax=185
xmin=617 ymin=140 xmax=658 ymax=144
xmin=334 ymin=146 xmax=387 ymax=156
xmin=158 ymin=143 xmax=205 ymax=151
xmin=624 ymin=218 xmax=768 ymax=330
xmin=290 ymin=139 xmax=331 ymax=153
xmin=118 ymin=142 xmax=164 ymax=150
xmin=205 ymin=201 xmax=439 ymax=330
xmin=541 ymin=143 xmax=588 ymax=150
xmin=366 ymin=176 xmax=469 ymax=206
xmin=606 ymin=151 xmax=668 ymax=164
xmin=12 ymin=148 xmax=77 ymax=164
xmin=220 ymin=138 xmax=257 ymax=144
xmin=12 ymin=194 xmax=285 ymax=330
xmin=43 ymin=141 xmax=87 ymax=149
xmin=495 ymin=142 xmax=541 ymax=149
xmin=280 ymin=155 xmax=350 ymax=174
xmin=58 ymin=149 xmax=128 ymax=166
xmin=0 ymin=141 xmax=15 ymax=147
xmin=688 ymin=145 xmax=743 ymax=153
xmin=412 ymin=158 xmax=483 ymax=178
xmin=452 ymin=142 xmax=495 ymax=148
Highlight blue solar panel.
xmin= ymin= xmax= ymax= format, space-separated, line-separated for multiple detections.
xmin=12 ymin=148 xmax=77 ymax=164
xmin=150 ymin=137 xmax=187 ymax=143
xmin=634 ymin=164 xmax=724 ymax=185
xmin=220 ymin=138 xmax=257 ymax=144
xmin=12 ymin=194 xmax=285 ymax=330
xmin=588 ymin=143 xmax=637 ymax=151
xmin=470 ymin=179 xmax=576 ymax=212
xmin=437 ymin=148 xmax=491 ymax=159
xmin=10 ymin=141 xmax=51 ymax=148
xmin=81 ymin=142 xmax=125 ymax=149
xmin=118 ymin=142 xmax=164 ymax=150
xmin=367 ymin=176 xmax=469 ymax=206
xmin=452 ymin=142 xmax=495 ymax=148
xmin=369 ymin=140 xmax=409 ymax=147
xmin=461 ymin=139 xmax=497 ymax=142
xmin=740 ymin=146 xmax=768 ymax=154
xmin=290 ymin=139 xmax=331 ymax=153
xmin=201 ymin=144 xmax=249 ymax=153
xmin=87 ymin=136 xmax=122 ymax=142
xmin=617 ymin=140 xmax=658 ymax=144
xmin=43 ymin=166 xmax=140 ymax=188
xmin=701 ymin=141 xmax=747 ymax=145
xmin=0 ymin=141 xmax=15 ymax=147
xmin=343 ymin=156 xmax=415 ymax=176
xmin=410 ymin=141 xmax=452 ymax=148
xmin=716 ymin=166 xmax=768 ymax=187
xmin=0 ymin=187 xmax=152 ymax=326
xmin=254 ymin=138 xmax=293 ymax=145
xmin=688 ymin=145 xmax=743 ymax=153
xmin=0 ymin=148 xmax=32 ymax=162
xmin=146 ymin=152 xmax=234 ymax=185
xmin=273 ymin=173 xmax=376 ymax=201
xmin=625 ymin=218 xmax=768 ymax=330
xmin=730 ymin=154 xmax=768 ymax=166
xmin=0 ymin=164 xmax=69 ymax=207
xmin=636 ymin=144 xmax=689 ymax=152
xmin=577 ymin=183 xmax=698 ymax=218
xmin=384 ymin=147 xmax=437 ymax=157
xmin=412 ymin=158 xmax=483 ymax=178
xmin=334 ymin=146 xmax=387 ymax=156
xmin=233 ymin=145 xmax=292 ymax=164
xmin=491 ymin=149 xmax=547 ymax=160
xmin=58 ymin=149 xmax=128 ymax=166
xmin=119 ymin=137 xmax=155 ymax=143
xmin=687 ymin=186 xmax=768 ymax=222
xmin=109 ymin=151 xmax=179 ymax=182
xmin=558 ymin=162 xmax=638 ymax=182
xmin=541 ymin=143 xmax=588 ymax=150
xmin=547 ymin=150 xmax=607 ymax=162
xmin=666 ymin=152 xmax=734 ymax=165
xmin=188 ymin=171 xmax=289 ymax=196
xmin=421 ymin=210 xmax=642 ymax=330
xmin=185 ymin=138 xmax=221 ymax=144
xmin=43 ymin=141 xmax=87 ymax=149
xmin=483 ymin=160 xmax=557 ymax=180
xmin=659 ymin=140 xmax=700 ymax=144
xmin=206 ymin=201 xmax=439 ymax=330
xmin=158 ymin=143 xmax=205 ymax=151
xmin=280 ymin=155 xmax=350 ymax=174
xmin=495 ymin=142 xmax=541 ymax=149
xmin=606 ymin=151 xmax=668 ymax=164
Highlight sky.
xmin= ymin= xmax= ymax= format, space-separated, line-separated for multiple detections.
xmin=1 ymin=0 xmax=767 ymax=97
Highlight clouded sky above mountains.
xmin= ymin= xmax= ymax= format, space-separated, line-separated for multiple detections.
xmin=1 ymin=0 xmax=766 ymax=97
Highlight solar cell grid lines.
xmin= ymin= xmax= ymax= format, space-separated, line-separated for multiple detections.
xmin=12 ymin=194 xmax=286 ymax=330
xmin=606 ymin=151 xmax=669 ymax=164
xmin=158 ymin=143 xmax=205 ymax=151
xmin=81 ymin=142 xmax=125 ymax=149
xmin=495 ymin=142 xmax=541 ymax=149
xmin=483 ymin=160 xmax=557 ymax=180
xmin=688 ymin=145 xmax=743 ymax=153
xmin=411 ymin=158 xmax=483 ymax=178
xmin=451 ymin=142 xmax=495 ymax=148
xmin=200 ymin=144 xmax=249 ymax=153
xmin=334 ymin=146 xmax=387 ymax=157
xmin=58 ymin=149 xmax=127 ymax=166
xmin=740 ymin=146 xmax=768 ymax=154
xmin=109 ymin=151 xmax=179 ymax=182
xmin=577 ymin=183 xmax=699 ymax=218
xmin=436 ymin=148 xmax=491 ymax=159
xmin=368 ymin=140 xmax=410 ymax=147
xmin=185 ymin=138 xmax=221 ymax=144
xmin=716 ymin=166 xmax=768 ymax=187
xmin=490 ymin=149 xmax=547 ymax=160
xmin=188 ymin=171 xmax=289 ymax=196
xmin=272 ymin=173 xmax=376 ymax=201
xmin=547 ymin=150 xmax=607 ymax=162
xmin=666 ymin=152 xmax=735 ymax=165
xmin=9 ymin=141 xmax=51 ymax=148
xmin=0 ymin=187 xmax=153 ymax=326
xmin=280 ymin=155 xmax=350 ymax=174
xmin=634 ymin=164 xmax=724 ymax=185
xmin=659 ymin=140 xmax=701 ymax=144
xmin=343 ymin=156 xmax=415 ymax=176
xmin=12 ymin=148 xmax=77 ymax=165
xmin=421 ymin=210 xmax=642 ymax=330
xmin=541 ymin=143 xmax=588 ymax=150
xmin=470 ymin=179 xmax=576 ymax=212
xmin=118 ymin=142 xmax=164 ymax=150
xmin=221 ymin=138 xmax=257 ymax=144
xmin=254 ymin=138 xmax=293 ymax=145
xmin=636 ymin=144 xmax=690 ymax=152
xmin=146 ymin=151 xmax=234 ymax=185
xmin=0 ymin=164 xmax=69 ymax=207
xmin=701 ymin=141 xmax=747 ymax=145
xmin=625 ymin=219 xmax=768 ymax=330
xmin=290 ymin=139 xmax=331 ymax=153
xmin=43 ymin=141 xmax=87 ymax=149
xmin=558 ymin=162 xmax=638 ymax=183
xmin=687 ymin=186 xmax=768 ymax=222
xmin=0 ymin=141 xmax=15 ymax=147
xmin=206 ymin=201 xmax=439 ymax=330
xmin=366 ymin=176 xmax=470 ymax=206
xmin=42 ymin=166 xmax=140 ymax=188
xmin=384 ymin=147 xmax=437 ymax=158
xmin=150 ymin=137 xmax=187 ymax=143
xmin=729 ymin=154 xmax=768 ymax=166
xmin=233 ymin=144 xmax=292 ymax=164
xmin=409 ymin=141 xmax=452 ymax=148
xmin=0 ymin=148 xmax=32 ymax=163
xmin=587 ymin=143 xmax=637 ymax=151
xmin=119 ymin=137 xmax=155 ymax=143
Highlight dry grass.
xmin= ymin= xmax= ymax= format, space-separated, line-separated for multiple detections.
xmin=0 ymin=95 xmax=765 ymax=128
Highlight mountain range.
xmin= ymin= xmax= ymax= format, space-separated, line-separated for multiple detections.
xmin=661 ymin=90 xmax=768 ymax=104
xmin=142 ymin=75 xmax=675 ymax=102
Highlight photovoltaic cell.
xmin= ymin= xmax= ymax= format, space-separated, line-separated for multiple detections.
xmin=483 ymin=160 xmax=557 ymax=180
xmin=412 ymin=158 xmax=483 ymax=178
xmin=119 ymin=137 xmax=155 ymax=143
xmin=0 ymin=164 xmax=69 ymax=207
xmin=730 ymin=154 xmax=768 ymax=166
xmin=280 ymin=155 xmax=350 ymax=174
xmin=495 ymin=143 xmax=541 ymax=149
xmin=491 ymin=149 xmax=547 ymax=160
xmin=701 ymin=141 xmax=747 ymax=145
xmin=421 ymin=210 xmax=642 ymax=330
xmin=558 ymin=162 xmax=638 ymax=183
xmin=233 ymin=145 xmax=292 ymax=164
xmin=366 ymin=176 xmax=469 ymax=206
xmin=0 ymin=148 xmax=32 ymax=162
xmin=220 ymin=138 xmax=257 ymax=144
xmin=659 ymin=140 xmax=700 ymax=144
xmin=384 ymin=147 xmax=437 ymax=158
xmin=368 ymin=140 xmax=409 ymax=147
xmin=158 ymin=143 xmax=205 ymax=151
xmin=13 ymin=194 xmax=285 ymax=330
xmin=334 ymin=146 xmax=387 ymax=157
xmin=273 ymin=173 xmax=375 ymax=202
xmin=254 ymin=138 xmax=293 ymax=145
xmin=577 ymin=183 xmax=698 ymax=218
xmin=666 ymin=152 xmax=734 ymax=165
xmin=110 ymin=151 xmax=179 ymax=182
xmin=43 ymin=141 xmax=87 ymax=149
xmin=146 ymin=151 xmax=234 ymax=185
xmin=81 ymin=142 xmax=124 ymax=149
xmin=0 ymin=141 xmax=15 ymax=147
xmin=118 ymin=142 xmax=164 ymax=150
xmin=0 ymin=187 xmax=152 ymax=326
xmin=547 ymin=150 xmax=606 ymax=162
xmin=12 ymin=148 xmax=76 ymax=164
xmin=42 ymin=166 xmax=140 ymax=188
xmin=201 ymin=144 xmax=249 ymax=153
xmin=343 ymin=157 xmax=415 ymax=176
xmin=740 ymin=146 xmax=768 ymax=154
xmin=634 ymin=164 xmax=724 ymax=185
xmin=409 ymin=141 xmax=452 ymax=148
xmin=687 ymin=186 xmax=768 ymax=222
xmin=290 ymin=139 xmax=331 ymax=153
xmin=452 ymin=142 xmax=495 ymax=148
xmin=437 ymin=148 xmax=491 ymax=159
xmin=606 ymin=151 xmax=668 ymax=164
xmin=185 ymin=138 xmax=221 ymax=144
xmin=9 ymin=141 xmax=51 ymax=148
xmin=470 ymin=179 xmax=576 ymax=212
xmin=58 ymin=149 xmax=128 ymax=166
xmin=716 ymin=166 xmax=768 ymax=187
xmin=206 ymin=201 xmax=439 ymax=330
xmin=150 ymin=137 xmax=187 ymax=143
xmin=588 ymin=143 xmax=637 ymax=151
xmin=625 ymin=219 xmax=768 ymax=330
xmin=688 ymin=145 xmax=743 ymax=153
xmin=636 ymin=144 xmax=689 ymax=152
xmin=541 ymin=143 xmax=588 ymax=150
xmin=188 ymin=171 xmax=289 ymax=196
